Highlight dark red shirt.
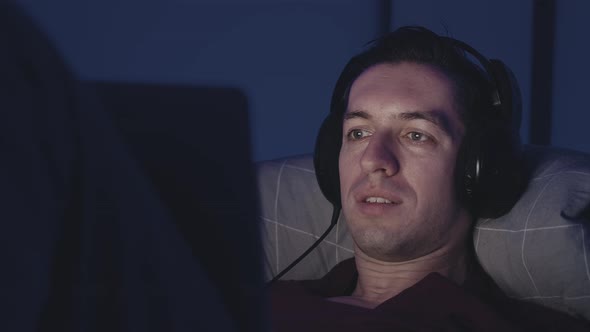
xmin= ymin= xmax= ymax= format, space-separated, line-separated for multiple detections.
xmin=270 ymin=258 xmax=589 ymax=331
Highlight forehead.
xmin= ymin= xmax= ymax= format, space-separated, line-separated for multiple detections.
xmin=347 ymin=62 xmax=461 ymax=123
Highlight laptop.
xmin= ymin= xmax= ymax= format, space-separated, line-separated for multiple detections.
xmin=0 ymin=2 xmax=265 ymax=330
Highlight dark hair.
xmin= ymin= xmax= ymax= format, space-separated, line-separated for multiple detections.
xmin=330 ymin=26 xmax=494 ymax=137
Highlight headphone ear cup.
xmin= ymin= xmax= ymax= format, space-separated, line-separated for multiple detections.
xmin=313 ymin=112 xmax=342 ymax=208
xmin=468 ymin=60 xmax=524 ymax=218
xmin=471 ymin=125 xmax=524 ymax=218
xmin=461 ymin=109 xmax=524 ymax=218
xmin=489 ymin=59 xmax=522 ymax=134
xmin=458 ymin=128 xmax=480 ymax=213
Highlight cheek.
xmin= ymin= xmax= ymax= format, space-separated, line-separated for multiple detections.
xmin=338 ymin=152 xmax=352 ymax=191
xmin=409 ymin=155 xmax=458 ymax=202
xmin=338 ymin=149 xmax=359 ymax=197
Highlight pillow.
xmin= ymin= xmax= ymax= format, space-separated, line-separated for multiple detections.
xmin=474 ymin=145 xmax=590 ymax=319
xmin=257 ymin=145 xmax=590 ymax=320
xmin=257 ymin=155 xmax=354 ymax=282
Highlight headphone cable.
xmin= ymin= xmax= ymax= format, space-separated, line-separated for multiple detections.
xmin=265 ymin=206 xmax=340 ymax=287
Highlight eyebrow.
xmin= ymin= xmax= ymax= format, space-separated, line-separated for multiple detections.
xmin=344 ymin=109 xmax=456 ymax=138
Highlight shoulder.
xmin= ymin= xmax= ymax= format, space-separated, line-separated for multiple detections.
xmin=269 ymin=258 xmax=370 ymax=332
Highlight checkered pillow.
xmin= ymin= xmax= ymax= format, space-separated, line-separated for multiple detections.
xmin=474 ymin=145 xmax=590 ymax=319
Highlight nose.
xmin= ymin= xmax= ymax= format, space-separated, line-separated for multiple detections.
xmin=360 ymin=134 xmax=400 ymax=177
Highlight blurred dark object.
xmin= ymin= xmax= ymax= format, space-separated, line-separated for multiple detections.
xmin=90 ymin=81 xmax=265 ymax=332
xmin=0 ymin=1 xmax=264 ymax=331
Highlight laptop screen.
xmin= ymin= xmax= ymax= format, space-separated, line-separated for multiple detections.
xmin=92 ymin=82 xmax=265 ymax=332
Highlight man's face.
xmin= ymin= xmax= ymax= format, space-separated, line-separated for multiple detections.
xmin=339 ymin=62 xmax=471 ymax=262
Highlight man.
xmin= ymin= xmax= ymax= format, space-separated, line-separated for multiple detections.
xmin=270 ymin=27 xmax=589 ymax=331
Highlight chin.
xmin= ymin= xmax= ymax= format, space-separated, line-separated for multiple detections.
xmin=353 ymin=229 xmax=417 ymax=261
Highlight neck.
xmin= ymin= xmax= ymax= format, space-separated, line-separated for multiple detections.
xmin=350 ymin=240 xmax=472 ymax=308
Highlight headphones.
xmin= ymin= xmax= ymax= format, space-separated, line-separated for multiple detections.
xmin=313 ymin=32 xmax=524 ymax=219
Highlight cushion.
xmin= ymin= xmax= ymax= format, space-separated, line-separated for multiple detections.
xmin=474 ymin=145 xmax=590 ymax=319
xmin=256 ymin=145 xmax=590 ymax=320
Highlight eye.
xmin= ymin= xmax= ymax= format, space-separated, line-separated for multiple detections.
xmin=346 ymin=129 xmax=370 ymax=141
xmin=405 ymin=131 xmax=430 ymax=143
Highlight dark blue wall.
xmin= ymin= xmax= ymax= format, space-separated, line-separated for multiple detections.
xmin=16 ymin=0 xmax=590 ymax=160
xmin=551 ymin=0 xmax=590 ymax=154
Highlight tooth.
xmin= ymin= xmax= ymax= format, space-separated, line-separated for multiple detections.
xmin=365 ymin=197 xmax=392 ymax=204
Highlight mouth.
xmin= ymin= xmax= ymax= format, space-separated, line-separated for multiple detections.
xmin=353 ymin=188 xmax=403 ymax=213
xmin=355 ymin=194 xmax=402 ymax=217
xmin=364 ymin=196 xmax=394 ymax=204
xmin=358 ymin=191 xmax=402 ymax=205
